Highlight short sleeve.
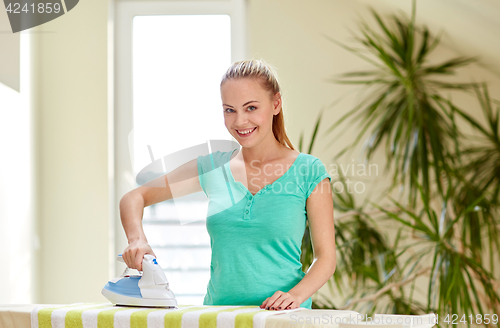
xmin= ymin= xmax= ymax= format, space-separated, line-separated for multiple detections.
xmin=197 ymin=155 xmax=208 ymax=197
xmin=196 ymin=150 xmax=232 ymax=198
xmin=306 ymin=158 xmax=331 ymax=198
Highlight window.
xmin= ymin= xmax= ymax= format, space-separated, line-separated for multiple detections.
xmin=114 ymin=0 xmax=246 ymax=305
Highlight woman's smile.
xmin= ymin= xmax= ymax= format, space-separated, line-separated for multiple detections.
xmin=236 ymin=127 xmax=257 ymax=137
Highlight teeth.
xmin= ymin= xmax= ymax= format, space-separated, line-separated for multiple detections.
xmin=237 ymin=127 xmax=256 ymax=134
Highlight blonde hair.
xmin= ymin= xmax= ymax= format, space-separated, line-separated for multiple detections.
xmin=220 ymin=59 xmax=296 ymax=150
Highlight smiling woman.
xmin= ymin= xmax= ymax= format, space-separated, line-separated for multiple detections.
xmin=194 ymin=59 xmax=337 ymax=310
xmin=118 ymin=59 xmax=336 ymax=311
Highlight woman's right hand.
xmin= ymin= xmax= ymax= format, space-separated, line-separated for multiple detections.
xmin=122 ymin=239 xmax=155 ymax=271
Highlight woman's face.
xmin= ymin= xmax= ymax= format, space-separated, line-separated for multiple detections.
xmin=221 ymin=78 xmax=281 ymax=148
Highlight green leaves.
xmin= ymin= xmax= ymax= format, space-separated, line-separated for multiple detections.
xmin=323 ymin=1 xmax=476 ymax=209
xmin=302 ymin=0 xmax=500 ymax=320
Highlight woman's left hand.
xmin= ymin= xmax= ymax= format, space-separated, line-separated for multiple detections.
xmin=260 ymin=291 xmax=302 ymax=311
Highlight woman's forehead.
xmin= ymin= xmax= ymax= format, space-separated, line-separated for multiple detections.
xmin=222 ymin=80 xmax=266 ymax=97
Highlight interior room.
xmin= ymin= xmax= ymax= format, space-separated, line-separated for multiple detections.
xmin=0 ymin=0 xmax=499 ymax=327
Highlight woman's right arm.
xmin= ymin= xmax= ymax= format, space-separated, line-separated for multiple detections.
xmin=121 ymin=157 xmax=203 ymax=270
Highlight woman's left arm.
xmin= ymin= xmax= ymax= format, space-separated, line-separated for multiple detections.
xmin=261 ymin=178 xmax=336 ymax=310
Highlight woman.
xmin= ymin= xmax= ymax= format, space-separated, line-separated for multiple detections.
xmin=120 ymin=59 xmax=336 ymax=311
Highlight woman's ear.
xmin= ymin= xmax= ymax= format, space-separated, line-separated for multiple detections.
xmin=273 ymin=92 xmax=282 ymax=115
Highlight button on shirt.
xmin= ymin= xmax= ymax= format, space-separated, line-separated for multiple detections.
xmin=197 ymin=148 xmax=332 ymax=309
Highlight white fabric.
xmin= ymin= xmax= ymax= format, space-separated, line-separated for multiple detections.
xmin=81 ymin=306 xmax=116 ymax=328
xmin=29 ymin=303 xmax=307 ymax=328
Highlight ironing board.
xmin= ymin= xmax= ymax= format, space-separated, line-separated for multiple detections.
xmin=0 ymin=304 xmax=361 ymax=328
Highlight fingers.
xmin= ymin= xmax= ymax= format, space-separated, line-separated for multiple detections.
xmin=260 ymin=297 xmax=270 ymax=309
xmin=279 ymin=300 xmax=299 ymax=311
xmin=136 ymin=247 xmax=148 ymax=271
xmin=263 ymin=291 xmax=297 ymax=311
xmin=284 ymin=301 xmax=299 ymax=310
xmin=272 ymin=296 xmax=288 ymax=311
xmin=122 ymin=241 xmax=154 ymax=271
xmin=123 ymin=247 xmax=137 ymax=269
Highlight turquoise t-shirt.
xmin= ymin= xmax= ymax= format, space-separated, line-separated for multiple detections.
xmin=197 ymin=148 xmax=332 ymax=309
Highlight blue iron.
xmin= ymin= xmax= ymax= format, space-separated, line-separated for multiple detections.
xmin=102 ymin=254 xmax=178 ymax=308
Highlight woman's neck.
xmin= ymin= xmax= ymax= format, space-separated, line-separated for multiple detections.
xmin=238 ymin=140 xmax=292 ymax=164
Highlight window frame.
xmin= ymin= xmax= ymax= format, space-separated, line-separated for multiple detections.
xmin=112 ymin=0 xmax=247 ymax=279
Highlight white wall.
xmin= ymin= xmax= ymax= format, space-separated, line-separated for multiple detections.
xmin=31 ymin=0 xmax=111 ymax=303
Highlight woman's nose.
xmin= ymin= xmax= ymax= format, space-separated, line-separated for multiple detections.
xmin=234 ymin=112 xmax=249 ymax=126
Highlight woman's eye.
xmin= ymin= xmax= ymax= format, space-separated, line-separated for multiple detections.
xmin=224 ymin=106 xmax=255 ymax=113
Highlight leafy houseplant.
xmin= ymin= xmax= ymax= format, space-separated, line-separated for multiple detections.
xmin=298 ymin=1 xmax=500 ymax=325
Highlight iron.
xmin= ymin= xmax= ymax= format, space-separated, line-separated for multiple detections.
xmin=102 ymin=254 xmax=178 ymax=308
